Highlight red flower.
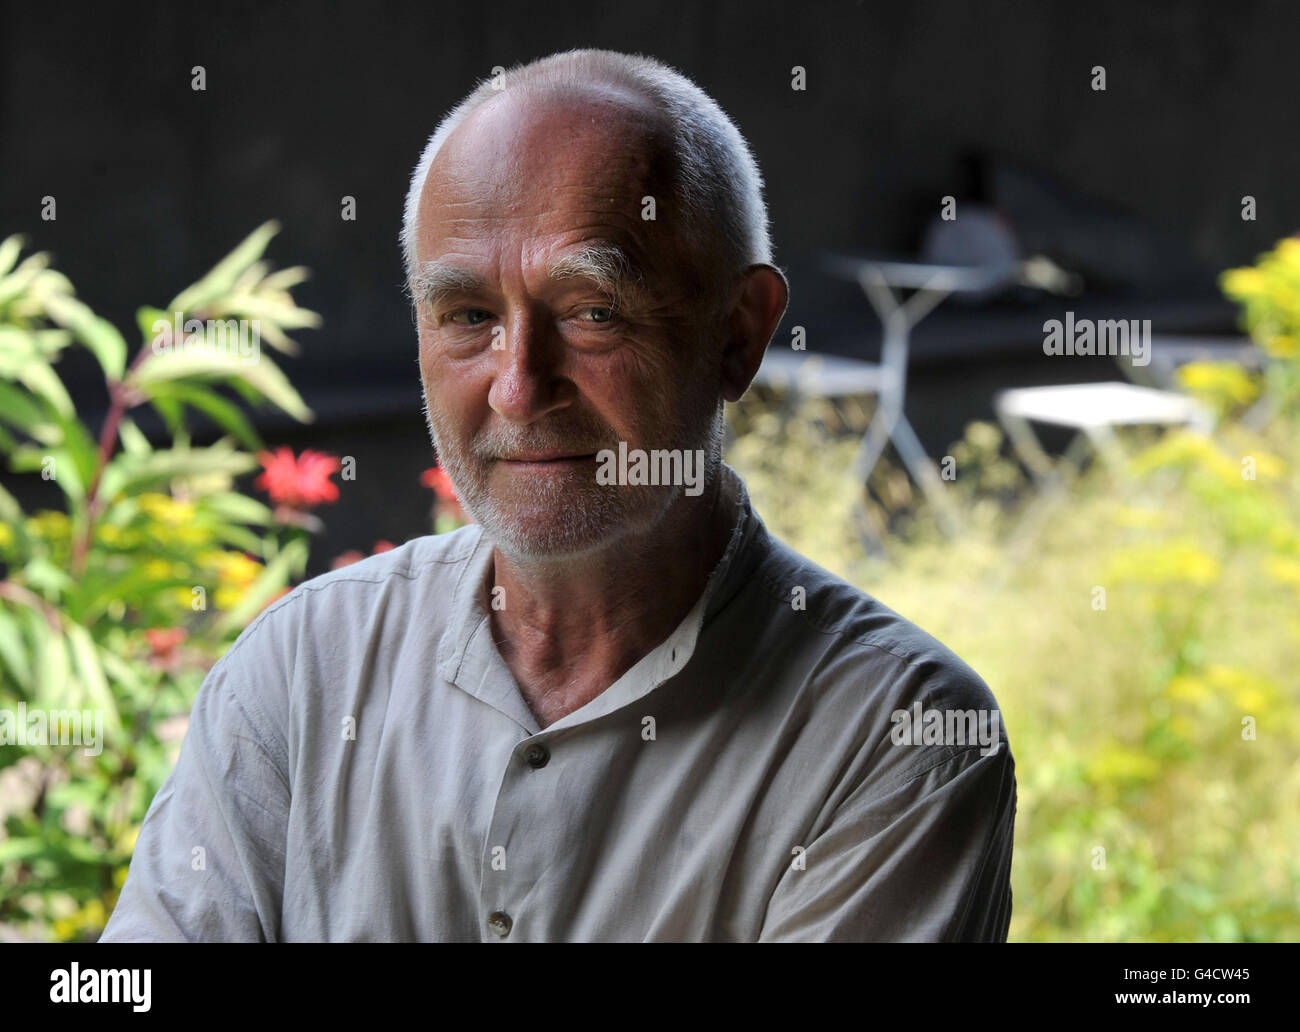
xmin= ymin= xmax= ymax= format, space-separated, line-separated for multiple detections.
xmin=145 ymin=627 xmax=187 ymax=659
xmin=420 ymin=465 xmax=459 ymax=503
xmin=330 ymin=550 xmax=365 ymax=570
xmin=330 ymin=541 xmax=395 ymax=569
xmin=255 ymin=447 xmax=341 ymax=510
xmin=421 ymin=464 xmax=468 ymax=524
xmin=144 ymin=627 xmax=188 ymax=671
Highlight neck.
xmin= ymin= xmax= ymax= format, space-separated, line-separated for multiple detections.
xmin=488 ymin=471 xmax=736 ymax=728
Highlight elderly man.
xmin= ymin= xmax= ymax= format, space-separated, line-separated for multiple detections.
xmin=101 ymin=49 xmax=1015 ymax=943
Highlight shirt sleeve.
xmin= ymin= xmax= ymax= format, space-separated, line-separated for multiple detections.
xmin=98 ymin=652 xmax=290 ymax=942
xmin=758 ymin=739 xmax=1017 ymax=942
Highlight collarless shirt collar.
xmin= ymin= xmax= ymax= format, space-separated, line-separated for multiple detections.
xmin=435 ymin=462 xmax=763 ymax=736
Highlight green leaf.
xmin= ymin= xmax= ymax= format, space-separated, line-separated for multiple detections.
xmin=200 ymin=490 xmax=274 ymax=526
xmin=8 ymin=445 xmax=85 ymax=504
xmin=0 ymin=837 xmax=45 ymax=864
xmin=26 ymin=607 xmax=70 ymax=707
xmin=129 ymin=347 xmax=312 ymax=423
xmin=0 ymin=381 xmax=59 ymax=443
xmin=0 ymin=481 xmax=31 ymax=557
xmin=51 ymin=411 xmax=100 ymax=494
xmin=24 ymin=556 xmax=75 ymax=595
xmin=167 ymin=221 xmax=281 ymax=316
xmin=14 ymin=356 xmax=75 ymax=418
xmin=136 ymin=305 xmax=170 ymax=342
xmin=97 ymin=438 xmax=258 ymax=501
xmin=74 ymin=565 xmax=194 ymax=626
xmin=39 ymin=293 xmax=127 ymax=382
xmin=0 ymin=234 xmax=26 ymax=278
xmin=95 ymin=645 xmax=147 ymax=701
xmin=0 ymin=326 xmax=72 ymax=363
xmin=214 ymin=535 xmax=307 ymax=634
xmin=149 ymin=393 xmax=183 ymax=437
xmin=146 ymin=381 xmax=263 ymax=449
xmin=65 ymin=622 xmax=122 ymax=737
xmin=0 ymin=607 xmax=32 ymax=687
xmin=9 ymin=444 xmax=86 ymax=504
xmin=209 ymin=523 xmax=265 ymax=553
xmin=116 ymin=417 xmax=151 ymax=457
xmin=0 ymin=252 xmax=51 ymax=307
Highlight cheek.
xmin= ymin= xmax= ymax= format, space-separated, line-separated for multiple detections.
xmin=419 ymin=338 xmax=485 ymax=427
xmin=573 ymin=347 xmax=684 ymax=440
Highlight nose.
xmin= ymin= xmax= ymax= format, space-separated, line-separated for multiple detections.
xmin=487 ymin=307 xmax=572 ymax=424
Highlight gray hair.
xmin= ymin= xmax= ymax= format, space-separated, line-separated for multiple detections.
xmin=400 ymin=48 xmax=773 ymax=299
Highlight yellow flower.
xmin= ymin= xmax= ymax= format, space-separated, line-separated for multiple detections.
xmin=28 ymin=509 xmax=70 ymax=540
xmin=1275 ymin=236 xmax=1300 ymax=268
xmin=1265 ymin=556 xmax=1300 ymax=589
xmin=137 ymin=492 xmax=196 ymax=526
xmin=142 ymin=558 xmax=177 ymax=580
xmin=175 ymin=525 xmax=210 ymax=546
xmin=1176 ymin=361 xmax=1259 ymax=406
xmin=0 ymin=523 xmax=12 ymax=548
xmin=1105 ymin=539 xmax=1221 ymax=585
xmin=201 ymin=549 xmax=263 ymax=610
xmin=1263 ymin=333 xmax=1300 ymax=359
xmin=1129 ymin=430 xmax=1240 ymax=484
xmin=1221 ymin=267 xmax=1266 ymax=298
xmin=170 ymin=587 xmax=199 ymax=610
xmin=1166 ymin=675 xmax=1209 ymax=702
xmin=1087 ymin=745 xmax=1160 ymax=784
xmin=1203 ymin=665 xmax=1278 ymax=713
xmin=1112 ymin=506 xmax=1166 ymax=530
xmin=82 ymin=898 xmax=106 ymax=928
xmin=116 ymin=825 xmax=140 ymax=856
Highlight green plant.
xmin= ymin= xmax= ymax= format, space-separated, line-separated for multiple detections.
xmin=721 ymin=238 xmax=1300 ymax=940
xmin=0 ymin=223 xmax=321 ymax=941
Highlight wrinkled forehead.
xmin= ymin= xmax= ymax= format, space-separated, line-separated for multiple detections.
xmin=416 ymin=85 xmax=683 ymax=262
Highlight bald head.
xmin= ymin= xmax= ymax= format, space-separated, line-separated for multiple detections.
xmin=414 ymin=84 xmax=709 ymax=304
xmin=401 ymin=49 xmax=775 ymax=297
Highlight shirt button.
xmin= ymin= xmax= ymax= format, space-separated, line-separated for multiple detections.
xmin=524 ymin=743 xmax=549 ymax=769
xmin=487 ymin=911 xmax=513 ymax=938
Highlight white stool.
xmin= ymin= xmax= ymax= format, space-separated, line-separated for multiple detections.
xmin=995 ymin=381 xmax=1213 ymax=487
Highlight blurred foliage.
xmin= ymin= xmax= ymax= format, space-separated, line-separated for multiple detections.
xmin=0 ymin=224 xmax=321 ymax=941
xmin=726 ymin=238 xmax=1300 ymax=942
xmin=1221 ymin=234 xmax=1300 ymax=411
xmin=5 ymin=221 xmax=1298 ymax=943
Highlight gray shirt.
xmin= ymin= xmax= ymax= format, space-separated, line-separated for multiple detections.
xmin=100 ymin=464 xmax=1016 ymax=942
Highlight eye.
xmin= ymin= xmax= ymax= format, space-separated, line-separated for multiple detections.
xmin=583 ymin=306 xmax=615 ymax=324
xmin=447 ymin=308 xmax=494 ymax=326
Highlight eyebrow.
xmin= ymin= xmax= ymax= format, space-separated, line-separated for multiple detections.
xmin=546 ymin=243 xmax=646 ymax=310
xmin=408 ymin=259 xmax=488 ymax=312
xmin=409 ymin=242 xmax=648 ymax=313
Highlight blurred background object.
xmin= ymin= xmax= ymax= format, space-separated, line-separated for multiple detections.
xmin=2 ymin=0 xmax=1298 ymax=943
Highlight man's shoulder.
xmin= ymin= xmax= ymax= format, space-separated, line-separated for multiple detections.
xmin=222 ymin=526 xmax=482 ymax=668
xmin=745 ymin=532 xmax=1012 ymax=815
xmin=748 ymin=531 xmax=997 ymax=716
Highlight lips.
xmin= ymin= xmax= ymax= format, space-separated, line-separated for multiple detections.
xmin=499 ymin=452 xmax=597 ymax=463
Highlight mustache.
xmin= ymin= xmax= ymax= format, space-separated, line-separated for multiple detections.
xmin=468 ymin=420 xmax=621 ymax=460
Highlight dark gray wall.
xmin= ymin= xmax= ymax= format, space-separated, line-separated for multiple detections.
xmin=3 ymin=0 xmax=1297 ymax=564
